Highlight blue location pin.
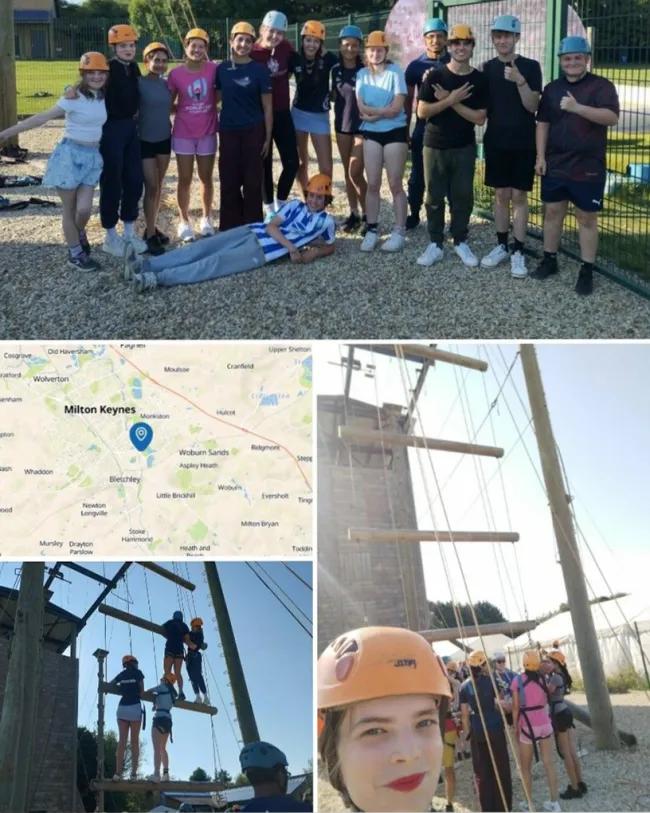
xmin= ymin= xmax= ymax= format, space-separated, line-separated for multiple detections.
xmin=129 ymin=421 xmax=154 ymax=452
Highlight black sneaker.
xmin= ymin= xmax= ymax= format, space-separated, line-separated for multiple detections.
xmin=578 ymin=782 xmax=587 ymax=795
xmin=560 ymin=786 xmax=583 ymax=800
xmin=530 ymin=255 xmax=559 ymax=279
xmin=575 ymin=266 xmax=593 ymax=296
xmin=79 ymin=232 xmax=91 ymax=255
xmin=405 ymin=213 xmax=420 ymax=230
xmin=342 ymin=212 xmax=361 ymax=233
xmin=446 ymin=804 xmax=454 ymax=812
xmin=177 ymin=692 xmax=186 ymax=701
xmin=146 ymin=234 xmax=165 ymax=256
xmin=359 ymin=214 xmax=368 ymax=236
xmin=68 ymin=252 xmax=100 ymax=271
xmin=155 ymin=228 xmax=170 ymax=245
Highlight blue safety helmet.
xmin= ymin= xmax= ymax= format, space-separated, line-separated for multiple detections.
xmin=491 ymin=14 xmax=521 ymax=34
xmin=173 ymin=610 xmax=183 ymax=621
xmin=339 ymin=24 xmax=363 ymax=41
xmin=558 ymin=35 xmax=591 ymax=56
xmin=423 ymin=17 xmax=448 ymax=35
xmin=240 ymin=741 xmax=288 ymax=771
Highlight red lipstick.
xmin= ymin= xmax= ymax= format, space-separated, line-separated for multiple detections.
xmin=385 ymin=772 xmax=426 ymax=792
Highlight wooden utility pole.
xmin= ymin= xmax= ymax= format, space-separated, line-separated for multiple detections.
xmin=520 ymin=344 xmax=620 ymax=750
xmin=0 ymin=0 xmax=19 ymax=143
xmin=0 ymin=563 xmax=46 ymax=812
xmin=204 ymin=563 xmax=260 ymax=744
xmin=93 ymin=648 xmax=109 ymax=813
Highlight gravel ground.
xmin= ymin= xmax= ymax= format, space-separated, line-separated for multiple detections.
xmin=318 ymin=690 xmax=650 ymax=812
xmin=1 ymin=121 xmax=649 ymax=339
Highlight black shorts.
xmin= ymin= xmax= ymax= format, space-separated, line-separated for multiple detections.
xmin=141 ymin=138 xmax=171 ymax=159
xmin=553 ymin=708 xmax=575 ymax=733
xmin=484 ymin=146 xmax=536 ymax=191
xmin=153 ymin=716 xmax=172 ymax=735
xmin=541 ymin=175 xmax=605 ymax=212
xmin=164 ymin=648 xmax=183 ymax=660
xmin=363 ymin=127 xmax=408 ymax=146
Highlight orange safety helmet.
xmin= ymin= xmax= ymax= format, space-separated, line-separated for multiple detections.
xmin=79 ymin=52 xmax=110 ymax=71
xmin=184 ymin=27 xmax=209 ymax=44
xmin=230 ymin=21 xmax=256 ymax=39
xmin=301 ymin=20 xmax=326 ymax=40
xmin=523 ymin=649 xmax=541 ymax=671
xmin=365 ymin=30 xmax=389 ymax=48
xmin=547 ymin=649 xmax=566 ymax=667
xmin=108 ymin=24 xmax=138 ymax=45
xmin=190 ymin=616 xmax=204 ymax=628
xmin=122 ymin=653 xmax=138 ymax=666
xmin=162 ymin=672 xmax=177 ymax=684
xmin=468 ymin=650 xmax=488 ymax=668
xmin=318 ymin=626 xmax=451 ymax=711
xmin=143 ymin=41 xmax=171 ymax=60
xmin=448 ymin=23 xmax=475 ymax=42
xmin=305 ymin=173 xmax=332 ymax=197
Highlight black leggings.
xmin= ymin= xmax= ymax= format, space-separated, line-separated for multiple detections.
xmin=263 ymin=109 xmax=299 ymax=204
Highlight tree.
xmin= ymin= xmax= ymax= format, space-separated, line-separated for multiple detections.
xmin=234 ymin=772 xmax=251 ymax=786
xmin=428 ymin=600 xmax=506 ymax=629
xmin=190 ymin=767 xmax=210 ymax=782
xmin=215 ymin=768 xmax=233 ymax=786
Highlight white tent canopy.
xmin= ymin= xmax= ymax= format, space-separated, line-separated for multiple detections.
xmin=434 ymin=633 xmax=515 ymax=663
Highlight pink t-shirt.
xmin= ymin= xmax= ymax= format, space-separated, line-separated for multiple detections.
xmin=511 ymin=675 xmax=550 ymax=728
xmin=168 ymin=61 xmax=219 ymax=138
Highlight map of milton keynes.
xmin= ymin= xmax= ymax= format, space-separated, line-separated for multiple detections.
xmin=0 ymin=343 xmax=313 ymax=556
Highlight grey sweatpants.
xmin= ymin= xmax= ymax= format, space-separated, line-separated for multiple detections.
xmin=423 ymin=143 xmax=476 ymax=246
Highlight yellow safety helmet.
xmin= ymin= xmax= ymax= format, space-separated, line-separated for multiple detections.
xmin=301 ymin=20 xmax=326 ymax=41
xmin=523 ymin=649 xmax=541 ymax=671
xmin=185 ymin=28 xmax=209 ymax=44
xmin=79 ymin=52 xmax=110 ymax=71
xmin=468 ymin=650 xmax=488 ymax=668
xmin=448 ymin=23 xmax=475 ymax=42
xmin=366 ymin=30 xmax=389 ymax=48
xmin=143 ymin=41 xmax=171 ymax=61
xmin=231 ymin=21 xmax=256 ymax=39
xmin=306 ymin=173 xmax=332 ymax=197
xmin=547 ymin=649 xmax=566 ymax=667
xmin=190 ymin=616 xmax=204 ymax=628
xmin=108 ymin=24 xmax=138 ymax=45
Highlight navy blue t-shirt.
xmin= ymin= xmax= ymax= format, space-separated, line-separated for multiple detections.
xmin=331 ymin=59 xmax=364 ymax=133
xmin=215 ymin=60 xmax=272 ymax=130
xmin=163 ymin=618 xmax=190 ymax=653
xmin=459 ymin=673 xmax=504 ymax=739
xmin=405 ymin=51 xmax=450 ymax=123
xmin=293 ymin=51 xmax=338 ymax=113
xmin=112 ymin=666 xmax=144 ymax=706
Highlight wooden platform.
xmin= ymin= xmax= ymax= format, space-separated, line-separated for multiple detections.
xmin=101 ymin=682 xmax=217 ymax=715
xmin=348 ymin=528 xmax=520 ymax=544
xmin=92 ymin=778 xmax=224 ymax=792
xmin=419 ymin=619 xmax=537 ymax=642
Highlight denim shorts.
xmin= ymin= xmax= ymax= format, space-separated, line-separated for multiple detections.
xmin=291 ymin=107 xmax=330 ymax=135
xmin=43 ymin=138 xmax=103 ymax=189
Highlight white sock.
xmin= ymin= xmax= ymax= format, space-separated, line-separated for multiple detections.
xmin=275 ymin=199 xmax=287 ymax=210
xmin=264 ymin=203 xmax=276 ymax=215
xmin=123 ymin=221 xmax=135 ymax=237
xmin=106 ymin=227 xmax=118 ymax=240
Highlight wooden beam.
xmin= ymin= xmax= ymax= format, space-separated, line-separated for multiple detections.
xmin=92 ymin=779 xmax=224 ymax=792
xmin=137 ymin=562 xmax=195 ymax=591
xmin=348 ymin=529 xmax=520 ymax=544
xmin=419 ymin=620 xmax=537 ymax=642
xmin=349 ymin=344 xmax=488 ymax=372
xmin=100 ymin=682 xmax=217 ymax=716
xmin=98 ymin=604 xmax=164 ymax=635
xmin=338 ymin=426 xmax=504 ymax=458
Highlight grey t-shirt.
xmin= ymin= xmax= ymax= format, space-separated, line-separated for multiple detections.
xmin=547 ymin=672 xmax=568 ymax=712
xmin=138 ymin=75 xmax=172 ymax=142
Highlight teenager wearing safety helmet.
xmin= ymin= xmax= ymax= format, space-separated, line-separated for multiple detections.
xmin=480 ymin=15 xmax=542 ymax=278
xmin=416 ymin=24 xmax=489 ymax=269
xmin=215 ymin=22 xmax=273 ymax=231
xmin=167 ymin=28 xmax=218 ymax=242
xmin=318 ymin=626 xmax=452 ymax=812
xmin=162 ymin=610 xmax=193 ymax=701
xmin=146 ymin=672 xmax=178 ymax=781
xmin=126 ymin=174 xmax=335 ymax=291
xmin=139 ymin=42 xmax=173 ymax=256
xmin=534 ymin=36 xmax=619 ymax=295
xmin=293 ymin=21 xmax=337 ymax=192
xmin=459 ymin=649 xmax=512 ymax=812
xmin=331 ymin=25 xmax=367 ymax=233
xmin=0 ymin=52 xmax=108 ymax=270
xmin=239 ymin=741 xmax=311 ymax=810
xmin=108 ymin=654 xmax=145 ymax=780
xmin=404 ymin=18 xmax=450 ymax=230
xmin=252 ymin=11 xmax=300 ymax=219
xmin=186 ymin=616 xmax=210 ymax=704
xmin=511 ymin=650 xmax=560 ymax=811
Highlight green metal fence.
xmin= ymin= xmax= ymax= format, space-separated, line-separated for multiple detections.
xmin=11 ymin=1 xmax=650 ymax=290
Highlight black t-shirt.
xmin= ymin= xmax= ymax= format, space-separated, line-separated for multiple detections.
xmin=419 ymin=66 xmax=489 ymax=149
xmin=163 ymin=618 xmax=190 ymax=653
xmin=331 ymin=59 xmax=364 ymax=133
xmin=537 ymin=72 xmax=619 ymax=182
xmin=481 ymin=55 xmax=542 ymax=149
xmin=112 ymin=666 xmax=144 ymax=706
xmin=105 ymin=58 xmax=140 ymax=120
xmin=293 ymin=51 xmax=338 ymax=113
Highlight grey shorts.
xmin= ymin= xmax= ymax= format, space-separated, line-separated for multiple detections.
xmin=117 ymin=702 xmax=142 ymax=722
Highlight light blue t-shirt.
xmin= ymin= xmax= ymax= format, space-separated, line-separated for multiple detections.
xmin=356 ymin=63 xmax=407 ymax=132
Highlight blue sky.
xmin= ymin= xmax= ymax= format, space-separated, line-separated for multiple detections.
xmin=314 ymin=342 xmax=650 ymax=621
xmin=0 ymin=561 xmax=313 ymax=781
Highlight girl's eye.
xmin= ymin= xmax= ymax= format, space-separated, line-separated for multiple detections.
xmin=416 ymin=717 xmax=438 ymax=729
xmin=359 ymin=726 xmax=386 ymax=737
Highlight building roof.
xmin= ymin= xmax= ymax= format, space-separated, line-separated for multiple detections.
xmin=0 ymin=584 xmax=83 ymax=654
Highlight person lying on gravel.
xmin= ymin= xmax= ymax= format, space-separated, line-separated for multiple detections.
xmin=125 ymin=173 xmax=336 ymax=291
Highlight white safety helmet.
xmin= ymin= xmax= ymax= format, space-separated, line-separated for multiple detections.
xmin=261 ymin=10 xmax=288 ymax=31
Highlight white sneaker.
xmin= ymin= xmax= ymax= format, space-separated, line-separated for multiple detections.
xmin=199 ymin=217 xmax=215 ymax=237
xmin=202 ymin=693 xmax=210 ymax=704
xmin=454 ymin=242 xmax=479 ymax=267
xmin=146 ymin=773 xmax=160 ymax=782
xmin=510 ymin=250 xmax=528 ymax=278
xmin=417 ymin=242 xmax=444 ymax=266
xmin=543 ymin=801 xmax=561 ymax=812
xmin=124 ymin=233 xmax=148 ymax=254
xmin=123 ymin=243 xmax=144 ymax=281
xmin=111 ymin=773 xmax=121 ymax=781
xmin=101 ymin=231 xmax=126 ymax=258
xmin=134 ymin=271 xmax=159 ymax=292
xmin=380 ymin=231 xmax=406 ymax=252
xmin=194 ymin=692 xmax=202 ymax=703
xmin=177 ymin=221 xmax=194 ymax=242
xmin=480 ymin=243 xmax=510 ymax=268
xmin=360 ymin=230 xmax=379 ymax=252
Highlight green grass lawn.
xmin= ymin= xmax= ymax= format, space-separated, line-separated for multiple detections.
xmin=16 ymin=61 xmax=80 ymax=115
xmin=593 ymin=64 xmax=650 ymax=86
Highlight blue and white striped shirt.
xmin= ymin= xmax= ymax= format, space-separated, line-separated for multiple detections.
xmin=251 ymin=199 xmax=336 ymax=262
